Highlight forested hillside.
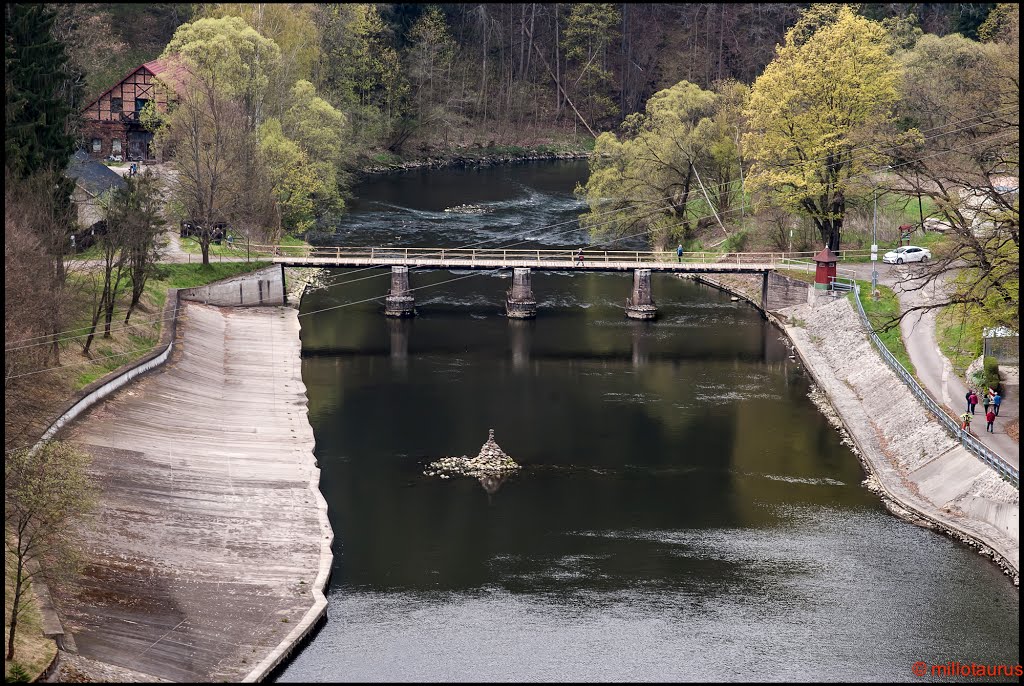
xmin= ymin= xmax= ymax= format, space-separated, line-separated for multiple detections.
xmin=56 ymin=2 xmax=999 ymax=156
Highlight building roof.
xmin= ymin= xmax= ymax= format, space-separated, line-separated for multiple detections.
xmin=812 ymin=247 xmax=839 ymax=263
xmin=142 ymin=57 xmax=191 ymax=92
xmin=80 ymin=56 xmax=187 ymax=112
xmin=66 ymin=150 xmax=126 ymax=197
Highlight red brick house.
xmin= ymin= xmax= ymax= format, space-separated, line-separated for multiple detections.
xmin=80 ymin=58 xmax=186 ymax=162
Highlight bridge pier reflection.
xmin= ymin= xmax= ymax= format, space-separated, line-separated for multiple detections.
xmin=384 ymin=266 xmax=415 ymax=317
xmin=625 ymin=268 xmax=657 ymax=320
xmin=508 ymin=318 xmax=533 ymax=370
xmin=506 ymin=267 xmax=537 ymax=319
xmin=387 ymin=317 xmax=410 ymax=369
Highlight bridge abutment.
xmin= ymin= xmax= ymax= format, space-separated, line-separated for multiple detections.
xmin=625 ymin=269 xmax=657 ymax=320
xmin=506 ymin=267 xmax=537 ymax=319
xmin=384 ymin=266 xmax=415 ymax=317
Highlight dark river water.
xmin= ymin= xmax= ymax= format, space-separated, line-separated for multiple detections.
xmin=278 ymin=161 xmax=1018 ymax=682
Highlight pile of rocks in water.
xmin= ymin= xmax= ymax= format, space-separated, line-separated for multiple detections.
xmin=424 ymin=429 xmax=520 ymax=480
xmin=443 ymin=203 xmax=492 ymax=214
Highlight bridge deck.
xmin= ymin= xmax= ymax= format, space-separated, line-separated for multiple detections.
xmin=271 ymin=256 xmax=782 ymax=273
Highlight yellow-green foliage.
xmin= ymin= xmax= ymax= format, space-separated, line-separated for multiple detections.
xmin=744 ymin=6 xmax=900 ymax=247
xmin=578 ymin=80 xmax=723 ymax=247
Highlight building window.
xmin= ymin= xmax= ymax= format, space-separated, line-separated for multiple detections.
xmin=111 ymin=97 xmax=123 ymax=114
xmin=92 ymin=138 xmax=102 ymax=153
xmin=112 ymin=139 xmax=122 ymax=154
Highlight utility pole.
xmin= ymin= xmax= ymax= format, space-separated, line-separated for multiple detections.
xmin=871 ymin=184 xmax=879 ymax=299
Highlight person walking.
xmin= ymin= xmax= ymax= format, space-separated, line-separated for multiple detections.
xmin=965 ymin=389 xmax=974 ymax=413
xmin=968 ymin=390 xmax=979 ymax=414
xmin=576 ymin=247 xmax=585 ymax=267
xmin=676 ymin=244 xmax=683 ymax=263
xmin=992 ymin=391 xmax=1002 ymax=417
xmin=960 ymin=411 xmax=973 ymax=434
xmin=982 ymin=391 xmax=991 ymax=414
xmin=985 ymin=408 xmax=996 ymax=433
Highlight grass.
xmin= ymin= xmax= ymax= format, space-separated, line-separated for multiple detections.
xmin=851 ymin=280 xmax=916 ymax=376
xmin=5 ymin=555 xmax=57 ymax=682
xmin=936 ymin=303 xmax=985 ymax=379
xmin=179 ymin=233 xmax=308 ymax=258
xmin=58 ymin=262 xmax=269 ymax=392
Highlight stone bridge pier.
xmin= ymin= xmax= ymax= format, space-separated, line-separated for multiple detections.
xmin=384 ymin=266 xmax=415 ymax=317
xmin=625 ymin=268 xmax=657 ymax=320
xmin=506 ymin=267 xmax=537 ymax=319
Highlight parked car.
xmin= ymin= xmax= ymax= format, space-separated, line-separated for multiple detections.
xmin=882 ymin=245 xmax=931 ymax=264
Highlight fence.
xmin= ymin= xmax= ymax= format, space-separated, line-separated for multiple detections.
xmin=850 ymin=283 xmax=1019 ymax=487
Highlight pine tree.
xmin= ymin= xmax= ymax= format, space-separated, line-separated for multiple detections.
xmin=4 ymin=3 xmax=82 ymax=179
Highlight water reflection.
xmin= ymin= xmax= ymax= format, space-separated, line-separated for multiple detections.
xmin=280 ymin=161 xmax=1018 ymax=683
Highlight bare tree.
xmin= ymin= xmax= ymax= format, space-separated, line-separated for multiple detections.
xmin=161 ymin=63 xmax=254 ymax=266
xmin=123 ymin=171 xmax=167 ymax=323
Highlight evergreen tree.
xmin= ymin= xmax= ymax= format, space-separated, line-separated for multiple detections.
xmin=4 ymin=3 xmax=82 ymax=178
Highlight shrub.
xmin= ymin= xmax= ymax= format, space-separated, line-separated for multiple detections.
xmin=983 ymin=356 xmax=1002 ymax=392
xmin=6 ymin=663 xmax=31 ymax=683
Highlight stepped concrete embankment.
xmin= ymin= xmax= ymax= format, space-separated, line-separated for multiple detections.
xmin=49 ymin=300 xmax=332 ymax=682
xmin=691 ymin=273 xmax=1019 ymax=584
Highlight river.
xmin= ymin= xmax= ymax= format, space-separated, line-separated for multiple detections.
xmin=277 ymin=160 xmax=1018 ymax=682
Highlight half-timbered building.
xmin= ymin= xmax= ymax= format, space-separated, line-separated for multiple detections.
xmin=80 ymin=58 xmax=186 ymax=162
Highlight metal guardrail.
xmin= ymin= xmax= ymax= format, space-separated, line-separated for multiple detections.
xmin=248 ymin=244 xmax=874 ymax=266
xmin=851 ymin=283 xmax=1019 ymax=487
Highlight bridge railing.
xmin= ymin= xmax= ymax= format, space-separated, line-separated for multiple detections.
xmin=249 ymin=244 xmax=872 ymax=266
xmin=849 ymin=282 xmax=1019 ymax=488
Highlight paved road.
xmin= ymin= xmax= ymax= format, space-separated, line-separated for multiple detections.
xmin=844 ymin=260 xmax=1019 ymax=469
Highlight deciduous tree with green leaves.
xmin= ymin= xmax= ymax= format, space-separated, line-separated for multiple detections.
xmin=743 ymin=5 xmax=900 ymax=251
xmin=5 ymin=441 xmax=97 ymax=660
xmin=577 ymin=80 xmax=737 ymax=249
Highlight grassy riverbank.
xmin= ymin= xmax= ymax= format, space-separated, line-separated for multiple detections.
xmin=851 ymin=280 xmax=916 ymax=376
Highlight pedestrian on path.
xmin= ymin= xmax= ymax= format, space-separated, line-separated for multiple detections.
xmin=677 ymin=244 xmax=683 ymax=263
xmin=961 ymin=412 xmax=973 ymax=434
xmin=993 ymin=392 xmax=1002 ymax=416
xmin=968 ymin=390 xmax=979 ymax=414
xmin=965 ymin=389 xmax=974 ymax=413
xmin=986 ymin=409 xmax=996 ymax=433
xmin=576 ymin=247 xmax=585 ymax=267
xmin=983 ymin=391 xmax=991 ymax=414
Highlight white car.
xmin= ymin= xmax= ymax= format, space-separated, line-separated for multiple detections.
xmin=882 ymin=245 xmax=931 ymax=264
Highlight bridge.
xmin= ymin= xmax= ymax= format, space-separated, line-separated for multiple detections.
xmin=254 ymin=245 xmax=848 ymax=320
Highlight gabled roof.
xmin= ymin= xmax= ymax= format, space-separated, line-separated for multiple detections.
xmin=66 ymin=150 xmax=126 ymax=197
xmin=142 ymin=57 xmax=191 ymax=93
xmin=80 ymin=57 xmax=187 ymax=112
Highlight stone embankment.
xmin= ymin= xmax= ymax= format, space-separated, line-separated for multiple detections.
xmin=693 ymin=273 xmax=1019 ymax=584
xmin=359 ymin=149 xmax=590 ymax=176
xmin=48 ymin=298 xmax=332 ymax=682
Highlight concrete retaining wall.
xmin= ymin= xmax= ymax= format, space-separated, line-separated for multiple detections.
xmin=766 ymin=271 xmax=810 ymax=310
xmin=179 ymin=265 xmax=285 ymax=307
xmin=693 ymin=272 xmax=1019 ymax=583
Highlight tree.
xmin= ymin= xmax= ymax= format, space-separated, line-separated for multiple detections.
xmin=5 ymin=441 xmax=97 ymax=660
xmin=314 ymin=4 xmax=406 ymax=149
xmin=157 ymin=60 xmax=256 ymax=265
xmin=161 ymin=16 xmax=281 ymax=132
xmin=122 ymin=172 xmax=166 ymax=323
xmin=4 ymin=3 xmax=82 ymax=180
xmin=281 ymin=80 xmax=347 ymax=219
xmin=576 ymin=80 xmax=731 ymax=249
xmin=404 ymin=6 xmax=459 ymax=147
xmin=743 ymin=5 xmax=900 ymax=251
xmin=876 ymin=9 xmax=1019 ymax=332
xmin=561 ymin=3 xmax=620 ymax=129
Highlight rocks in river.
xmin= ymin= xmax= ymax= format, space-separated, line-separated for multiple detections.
xmin=427 ymin=428 xmax=521 ymax=482
xmin=443 ymin=203 xmax=492 ymax=215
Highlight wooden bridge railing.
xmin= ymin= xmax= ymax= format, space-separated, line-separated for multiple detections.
xmin=248 ymin=244 xmax=873 ymax=266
